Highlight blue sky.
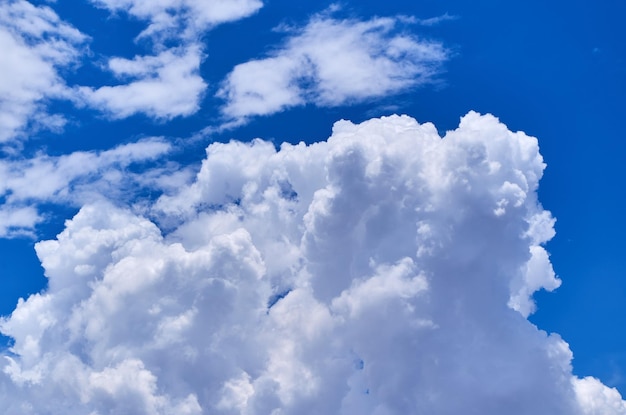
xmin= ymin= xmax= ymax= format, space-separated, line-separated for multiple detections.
xmin=0 ymin=0 xmax=625 ymax=413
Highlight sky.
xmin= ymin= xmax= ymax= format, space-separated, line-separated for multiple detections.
xmin=0 ymin=0 xmax=625 ymax=413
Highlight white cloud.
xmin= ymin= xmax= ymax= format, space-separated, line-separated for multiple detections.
xmin=0 ymin=0 xmax=85 ymax=143
xmin=78 ymin=0 xmax=263 ymax=120
xmin=90 ymin=0 xmax=263 ymax=41
xmin=0 ymin=0 xmax=262 ymax=127
xmin=575 ymin=377 xmax=626 ymax=414
xmin=0 ymin=138 xmax=172 ymax=236
xmin=217 ymin=14 xmax=448 ymax=123
xmin=78 ymin=46 xmax=207 ymax=119
xmin=0 ymin=112 xmax=622 ymax=413
xmin=0 ymin=206 xmax=41 ymax=238
xmin=411 ymin=13 xmax=458 ymax=27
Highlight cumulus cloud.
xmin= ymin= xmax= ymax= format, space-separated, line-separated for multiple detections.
xmin=575 ymin=377 xmax=626 ymax=414
xmin=0 ymin=0 xmax=86 ymax=143
xmin=0 ymin=138 xmax=172 ymax=236
xmin=217 ymin=14 xmax=448 ymax=124
xmin=0 ymin=112 xmax=623 ymax=414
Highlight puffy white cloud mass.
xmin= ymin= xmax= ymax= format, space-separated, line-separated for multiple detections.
xmin=1 ymin=112 xmax=624 ymax=414
xmin=217 ymin=15 xmax=448 ymax=123
xmin=0 ymin=0 xmax=86 ymax=143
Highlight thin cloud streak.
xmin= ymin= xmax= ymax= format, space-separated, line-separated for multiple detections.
xmin=89 ymin=0 xmax=263 ymax=41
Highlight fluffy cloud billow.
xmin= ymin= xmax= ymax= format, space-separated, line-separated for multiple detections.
xmin=1 ymin=113 xmax=624 ymax=414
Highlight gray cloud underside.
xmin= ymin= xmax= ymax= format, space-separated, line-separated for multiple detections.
xmin=1 ymin=113 xmax=624 ymax=414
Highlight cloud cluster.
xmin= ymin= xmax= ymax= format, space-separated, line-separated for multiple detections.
xmin=0 ymin=138 xmax=173 ymax=236
xmin=217 ymin=14 xmax=448 ymax=124
xmin=0 ymin=2 xmax=450 ymax=132
xmin=1 ymin=113 xmax=623 ymax=414
xmin=0 ymin=0 xmax=85 ymax=143
xmin=0 ymin=0 xmax=264 ymax=130
xmin=79 ymin=0 xmax=263 ymax=119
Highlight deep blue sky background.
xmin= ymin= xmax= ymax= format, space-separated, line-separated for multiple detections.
xmin=2 ymin=0 xmax=625 ymax=393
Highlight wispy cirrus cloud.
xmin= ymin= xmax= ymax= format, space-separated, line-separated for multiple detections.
xmin=217 ymin=13 xmax=449 ymax=126
xmin=411 ymin=12 xmax=458 ymax=27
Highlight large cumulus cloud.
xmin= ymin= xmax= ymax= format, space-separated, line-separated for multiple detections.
xmin=1 ymin=113 xmax=624 ymax=414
